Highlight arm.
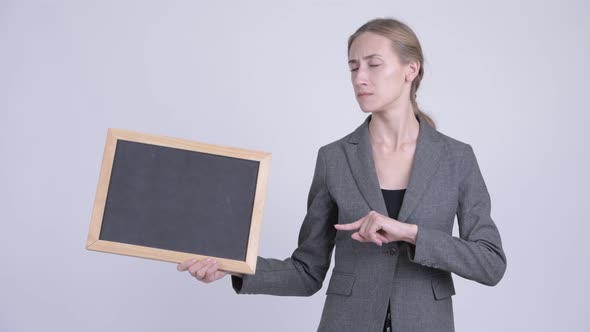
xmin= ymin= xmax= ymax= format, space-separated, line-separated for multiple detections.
xmin=407 ymin=144 xmax=507 ymax=286
xmin=231 ymin=147 xmax=338 ymax=296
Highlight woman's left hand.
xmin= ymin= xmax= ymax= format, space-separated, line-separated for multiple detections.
xmin=334 ymin=211 xmax=418 ymax=246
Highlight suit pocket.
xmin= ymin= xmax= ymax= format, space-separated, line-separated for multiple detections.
xmin=326 ymin=272 xmax=356 ymax=296
xmin=431 ymin=272 xmax=456 ymax=300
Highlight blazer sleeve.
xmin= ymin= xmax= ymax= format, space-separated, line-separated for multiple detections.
xmin=231 ymin=147 xmax=338 ymax=296
xmin=407 ymin=144 xmax=507 ymax=286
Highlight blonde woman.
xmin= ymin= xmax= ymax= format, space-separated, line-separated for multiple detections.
xmin=178 ymin=18 xmax=507 ymax=332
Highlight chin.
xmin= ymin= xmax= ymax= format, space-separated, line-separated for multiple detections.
xmin=358 ymin=105 xmax=384 ymax=114
xmin=357 ymin=100 xmax=387 ymax=114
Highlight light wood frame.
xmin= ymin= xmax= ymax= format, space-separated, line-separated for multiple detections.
xmin=86 ymin=128 xmax=271 ymax=275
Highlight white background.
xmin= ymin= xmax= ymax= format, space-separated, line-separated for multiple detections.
xmin=1 ymin=0 xmax=589 ymax=331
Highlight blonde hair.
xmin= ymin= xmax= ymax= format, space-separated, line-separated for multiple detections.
xmin=348 ymin=18 xmax=436 ymax=129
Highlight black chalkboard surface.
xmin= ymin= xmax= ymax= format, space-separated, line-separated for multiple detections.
xmin=86 ymin=129 xmax=271 ymax=275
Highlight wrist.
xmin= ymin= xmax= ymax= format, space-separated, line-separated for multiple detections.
xmin=403 ymin=224 xmax=418 ymax=245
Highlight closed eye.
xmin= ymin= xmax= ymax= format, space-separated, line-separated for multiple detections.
xmin=350 ymin=64 xmax=380 ymax=72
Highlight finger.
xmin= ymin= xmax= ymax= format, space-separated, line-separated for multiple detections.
xmin=353 ymin=214 xmax=385 ymax=244
xmin=203 ymin=261 xmax=221 ymax=282
xmin=188 ymin=258 xmax=212 ymax=277
xmin=367 ymin=220 xmax=386 ymax=243
xmin=195 ymin=259 xmax=217 ymax=280
xmin=214 ymin=270 xmax=228 ymax=280
xmin=192 ymin=259 xmax=214 ymax=278
xmin=334 ymin=218 xmax=364 ymax=230
xmin=359 ymin=214 xmax=376 ymax=239
xmin=207 ymin=263 xmax=229 ymax=283
xmin=353 ymin=231 xmax=384 ymax=246
xmin=177 ymin=258 xmax=197 ymax=272
xmin=371 ymin=233 xmax=383 ymax=246
xmin=376 ymin=232 xmax=389 ymax=243
xmin=362 ymin=224 xmax=382 ymax=246
xmin=366 ymin=212 xmax=389 ymax=241
xmin=205 ymin=270 xmax=228 ymax=283
xmin=351 ymin=232 xmax=370 ymax=242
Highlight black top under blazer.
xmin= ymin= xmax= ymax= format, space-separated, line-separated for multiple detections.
xmin=232 ymin=113 xmax=507 ymax=332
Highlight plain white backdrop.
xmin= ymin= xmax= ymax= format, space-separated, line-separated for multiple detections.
xmin=1 ymin=0 xmax=589 ymax=331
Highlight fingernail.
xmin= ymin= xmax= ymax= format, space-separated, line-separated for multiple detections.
xmin=191 ymin=259 xmax=197 ymax=263
xmin=206 ymin=258 xmax=212 ymax=262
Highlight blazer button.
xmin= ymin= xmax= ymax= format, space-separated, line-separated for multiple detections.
xmin=388 ymin=247 xmax=398 ymax=255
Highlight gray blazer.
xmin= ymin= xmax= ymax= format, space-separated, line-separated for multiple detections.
xmin=232 ymin=113 xmax=507 ymax=332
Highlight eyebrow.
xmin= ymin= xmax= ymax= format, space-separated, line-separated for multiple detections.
xmin=348 ymin=54 xmax=383 ymax=65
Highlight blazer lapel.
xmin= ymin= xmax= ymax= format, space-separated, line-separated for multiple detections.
xmin=397 ymin=114 xmax=445 ymax=222
xmin=344 ymin=115 xmax=389 ymax=217
xmin=344 ymin=113 xmax=445 ymax=223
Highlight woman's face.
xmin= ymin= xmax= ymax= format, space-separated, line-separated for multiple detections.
xmin=348 ymin=32 xmax=414 ymax=113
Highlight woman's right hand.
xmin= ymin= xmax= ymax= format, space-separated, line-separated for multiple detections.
xmin=177 ymin=257 xmax=243 ymax=283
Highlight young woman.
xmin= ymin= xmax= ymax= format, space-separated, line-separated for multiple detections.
xmin=178 ymin=18 xmax=507 ymax=332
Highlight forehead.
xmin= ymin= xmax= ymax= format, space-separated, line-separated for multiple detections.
xmin=348 ymin=32 xmax=395 ymax=59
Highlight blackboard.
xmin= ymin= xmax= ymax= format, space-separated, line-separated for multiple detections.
xmin=86 ymin=129 xmax=271 ymax=275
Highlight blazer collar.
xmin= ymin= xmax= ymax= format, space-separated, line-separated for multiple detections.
xmin=344 ymin=112 xmax=446 ymax=223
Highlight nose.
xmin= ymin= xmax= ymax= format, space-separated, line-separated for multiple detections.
xmin=352 ymin=67 xmax=368 ymax=88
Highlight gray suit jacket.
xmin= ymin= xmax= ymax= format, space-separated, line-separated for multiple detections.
xmin=232 ymin=113 xmax=507 ymax=332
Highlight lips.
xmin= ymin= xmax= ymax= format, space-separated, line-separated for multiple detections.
xmin=357 ymin=92 xmax=373 ymax=97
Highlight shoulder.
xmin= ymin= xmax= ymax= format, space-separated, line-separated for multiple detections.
xmin=314 ymin=115 xmax=370 ymax=157
xmin=433 ymin=128 xmax=482 ymax=176
xmin=434 ymin=129 xmax=473 ymax=160
xmin=321 ymin=133 xmax=352 ymax=151
xmin=315 ymin=129 xmax=355 ymax=160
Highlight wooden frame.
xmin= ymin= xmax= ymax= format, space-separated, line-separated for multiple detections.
xmin=86 ymin=128 xmax=271 ymax=275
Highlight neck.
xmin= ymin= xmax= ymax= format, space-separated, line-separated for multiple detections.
xmin=368 ymin=106 xmax=420 ymax=152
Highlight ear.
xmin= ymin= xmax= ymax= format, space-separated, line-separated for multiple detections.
xmin=405 ymin=61 xmax=420 ymax=82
